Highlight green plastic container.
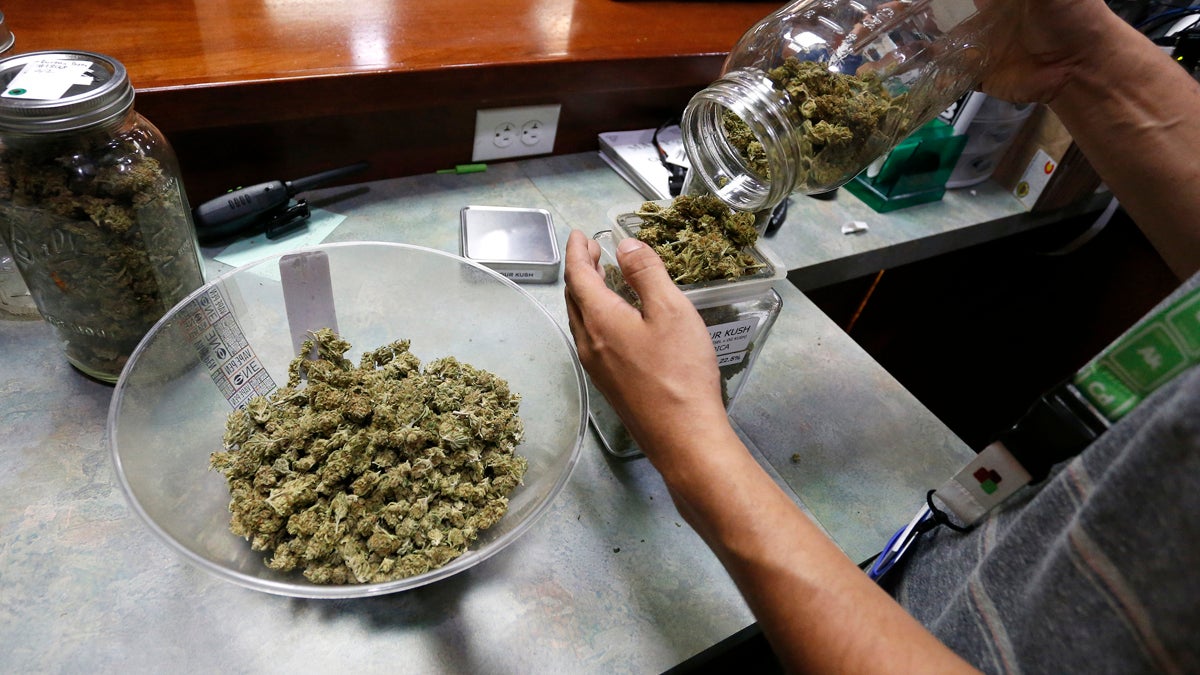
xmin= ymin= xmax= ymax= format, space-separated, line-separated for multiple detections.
xmin=844 ymin=118 xmax=968 ymax=213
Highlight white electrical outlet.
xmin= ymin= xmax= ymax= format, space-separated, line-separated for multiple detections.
xmin=472 ymin=104 xmax=561 ymax=162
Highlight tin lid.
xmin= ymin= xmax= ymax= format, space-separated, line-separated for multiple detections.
xmin=460 ymin=205 xmax=562 ymax=283
xmin=0 ymin=51 xmax=133 ymax=133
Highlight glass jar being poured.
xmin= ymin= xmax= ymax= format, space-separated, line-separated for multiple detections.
xmin=681 ymin=0 xmax=997 ymax=214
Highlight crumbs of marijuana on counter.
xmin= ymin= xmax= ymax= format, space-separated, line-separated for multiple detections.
xmin=209 ymin=328 xmax=527 ymax=585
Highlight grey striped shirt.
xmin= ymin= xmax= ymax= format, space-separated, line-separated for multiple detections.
xmin=890 ymin=275 xmax=1200 ymax=674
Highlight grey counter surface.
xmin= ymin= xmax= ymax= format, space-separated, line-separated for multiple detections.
xmin=0 ymin=152 xmax=1093 ymax=673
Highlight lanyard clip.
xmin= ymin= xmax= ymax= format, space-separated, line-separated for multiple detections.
xmin=867 ymin=490 xmax=973 ymax=582
xmin=867 ymin=504 xmax=933 ymax=581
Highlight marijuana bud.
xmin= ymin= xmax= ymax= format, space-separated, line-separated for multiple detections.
xmin=211 ymin=328 xmax=527 ymax=584
xmin=631 ymin=194 xmax=764 ymax=285
xmin=721 ymin=57 xmax=911 ymax=191
xmin=0 ymin=130 xmax=204 ymax=379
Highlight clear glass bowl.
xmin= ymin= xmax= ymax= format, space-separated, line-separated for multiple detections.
xmin=107 ymin=242 xmax=587 ymax=598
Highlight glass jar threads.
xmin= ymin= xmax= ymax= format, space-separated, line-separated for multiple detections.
xmin=0 ymin=51 xmax=204 ymax=382
xmin=681 ymin=0 xmax=997 ymax=213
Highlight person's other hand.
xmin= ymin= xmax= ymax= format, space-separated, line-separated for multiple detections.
xmin=563 ymin=230 xmax=730 ymax=462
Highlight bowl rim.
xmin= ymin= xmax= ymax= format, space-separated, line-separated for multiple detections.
xmin=106 ymin=240 xmax=588 ymax=598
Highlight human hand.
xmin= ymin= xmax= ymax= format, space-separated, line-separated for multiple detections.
xmin=977 ymin=0 xmax=1121 ymax=105
xmin=562 ymin=230 xmax=731 ymax=463
xmin=566 ymin=229 xmax=982 ymax=675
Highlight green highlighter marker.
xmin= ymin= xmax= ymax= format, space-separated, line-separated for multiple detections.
xmin=437 ymin=163 xmax=488 ymax=174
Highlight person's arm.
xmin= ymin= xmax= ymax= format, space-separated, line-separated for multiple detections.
xmin=563 ymin=231 xmax=977 ymax=674
xmin=982 ymin=0 xmax=1200 ymax=279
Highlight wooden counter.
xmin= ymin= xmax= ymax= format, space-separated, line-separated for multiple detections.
xmin=1 ymin=0 xmax=781 ymax=200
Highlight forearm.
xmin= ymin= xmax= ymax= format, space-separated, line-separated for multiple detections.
xmin=1048 ymin=11 xmax=1200 ymax=279
xmin=652 ymin=426 xmax=976 ymax=674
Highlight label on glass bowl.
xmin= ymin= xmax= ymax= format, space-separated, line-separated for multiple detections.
xmin=177 ymin=285 xmax=279 ymax=409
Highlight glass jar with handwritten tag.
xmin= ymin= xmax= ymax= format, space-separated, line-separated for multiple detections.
xmin=0 ymin=51 xmax=203 ymax=382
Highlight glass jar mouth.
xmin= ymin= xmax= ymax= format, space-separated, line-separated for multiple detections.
xmin=682 ymin=69 xmax=799 ymax=214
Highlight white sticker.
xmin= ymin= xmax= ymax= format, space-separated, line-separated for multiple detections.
xmin=1013 ymin=148 xmax=1057 ymax=209
xmin=935 ymin=441 xmax=1033 ymax=526
xmin=717 ymin=351 xmax=747 ymax=368
xmin=4 ymin=59 xmax=95 ymax=100
xmin=708 ymin=317 xmax=758 ymax=357
xmin=501 ymin=269 xmax=538 ymax=280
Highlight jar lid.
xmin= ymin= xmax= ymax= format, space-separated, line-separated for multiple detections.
xmin=0 ymin=51 xmax=134 ymax=133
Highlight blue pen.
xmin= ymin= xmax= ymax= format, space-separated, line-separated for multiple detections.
xmin=867 ymin=504 xmax=933 ymax=581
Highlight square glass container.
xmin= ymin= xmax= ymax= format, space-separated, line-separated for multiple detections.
xmin=609 ymin=202 xmax=788 ymax=305
xmin=460 ymin=205 xmax=561 ymax=283
xmin=589 ymin=229 xmax=783 ymax=459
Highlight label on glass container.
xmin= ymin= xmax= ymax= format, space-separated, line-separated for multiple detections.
xmin=708 ymin=317 xmax=759 ymax=358
xmin=3 ymin=59 xmax=94 ymax=100
xmin=717 ymin=351 xmax=748 ymax=368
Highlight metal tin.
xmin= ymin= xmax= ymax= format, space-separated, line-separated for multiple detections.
xmin=460 ymin=205 xmax=561 ymax=283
